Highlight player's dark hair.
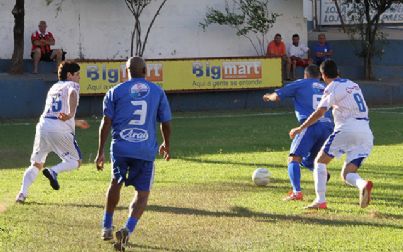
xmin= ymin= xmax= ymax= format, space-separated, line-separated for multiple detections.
xmin=58 ymin=61 xmax=80 ymax=81
xmin=304 ymin=64 xmax=320 ymax=78
xmin=275 ymin=33 xmax=281 ymax=38
xmin=292 ymin=34 xmax=299 ymax=38
xmin=320 ymin=59 xmax=338 ymax=78
xmin=127 ymin=57 xmax=146 ymax=78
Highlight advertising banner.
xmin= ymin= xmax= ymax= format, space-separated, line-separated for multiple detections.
xmin=79 ymin=57 xmax=281 ymax=95
xmin=320 ymin=0 xmax=403 ymax=26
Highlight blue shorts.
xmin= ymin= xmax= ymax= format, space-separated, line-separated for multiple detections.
xmin=290 ymin=122 xmax=333 ymax=170
xmin=111 ymin=155 xmax=155 ymax=191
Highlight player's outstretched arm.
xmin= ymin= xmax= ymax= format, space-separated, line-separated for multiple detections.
xmin=95 ymin=116 xmax=112 ymax=171
xmin=159 ymin=121 xmax=171 ymax=161
xmin=75 ymin=120 xmax=90 ymax=129
xmin=289 ymin=107 xmax=327 ymax=139
xmin=263 ymin=92 xmax=280 ymax=103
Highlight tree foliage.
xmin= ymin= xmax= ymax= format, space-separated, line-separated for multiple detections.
xmin=335 ymin=0 xmax=403 ymax=79
xmin=124 ymin=0 xmax=168 ymax=57
xmin=200 ymin=0 xmax=280 ymax=56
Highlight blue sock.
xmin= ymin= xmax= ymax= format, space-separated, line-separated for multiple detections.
xmin=103 ymin=212 xmax=113 ymax=229
xmin=288 ymin=161 xmax=301 ymax=192
xmin=125 ymin=217 xmax=139 ymax=234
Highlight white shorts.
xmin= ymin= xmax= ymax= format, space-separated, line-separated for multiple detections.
xmin=322 ymin=129 xmax=373 ymax=164
xmin=30 ymin=125 xmax=82 ymax=164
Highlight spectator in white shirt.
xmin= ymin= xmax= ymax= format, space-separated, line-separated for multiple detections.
xmin=286 ymin=34 xmax=312 ymax=80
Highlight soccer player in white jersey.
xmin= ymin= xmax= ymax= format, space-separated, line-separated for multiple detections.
xmin=16 ymin=61 xmax=89 ymax=203
xmin=289 ymin=59 xmax=373 ymax=209
xmin=95 ymin=57 xmax=171 ymax=250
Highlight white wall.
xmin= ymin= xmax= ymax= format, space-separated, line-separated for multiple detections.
xmin=0 ymin=0 xmax=306 ymax=60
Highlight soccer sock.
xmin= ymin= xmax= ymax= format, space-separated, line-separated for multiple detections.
xmin=288 ymin=161 xmax=301 ymax=192
xmin=51 ymin=160 xmax=79 ymax=174
xmin=20 ymin=166 xmax=39 ymax=196
xmin=345 ymin=173 xmax=367 ymax=190
xmin=125 ymin=216 xmax=139 ymax=234
xmin=103 ymin=211 xmax=114 ymax=229
xmin=314 ymin=163 xmax=327 ymax=203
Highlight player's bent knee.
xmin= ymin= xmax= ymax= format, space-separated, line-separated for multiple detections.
xmin=32 ymin=162 xmax=43 ymax=170
xmin=288 ymin=155 xmax=302 ymax=164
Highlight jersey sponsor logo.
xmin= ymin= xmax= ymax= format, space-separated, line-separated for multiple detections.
xmin=120 ymin=128 xmax=149 ymax=142
xmin=312 ymin=82 xmax=325 ymax=90
xmin=346 ymin=85 xmax=360 ymax=94
xmin=130 ymin=83 xmax=150 ymax=99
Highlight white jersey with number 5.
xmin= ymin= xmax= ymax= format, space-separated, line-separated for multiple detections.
xmin=318 ymin=78 xmax=369 ymax=131
xmin=38 ymin=81 xmax=80 ymax=133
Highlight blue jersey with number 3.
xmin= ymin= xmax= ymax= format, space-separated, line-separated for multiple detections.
xmin=275 ymin=78 xmax=332 ymax=124
xmin=103 ymin=78 xmax=172 ymax=161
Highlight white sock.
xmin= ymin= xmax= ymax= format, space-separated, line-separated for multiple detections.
xmin=51 ymin=160 xmax=79 ymax=174
xmin=345 ymin=173 xmax=367 ymax=190
xmin=20 ymin=166 xmax=39 ymax=196
xmin=314 ymin=163 xmax=327 ymax=203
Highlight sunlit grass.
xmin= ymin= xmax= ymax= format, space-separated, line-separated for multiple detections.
xmin=0 ymin=107 xmax=402 ymax=251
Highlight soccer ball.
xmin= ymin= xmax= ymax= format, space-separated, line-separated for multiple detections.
xmin=252 ymin=168 xmax=271 ymax=186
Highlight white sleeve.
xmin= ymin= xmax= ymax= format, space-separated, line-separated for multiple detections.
xmin=318 ymin=84 xmax=335 ymax=109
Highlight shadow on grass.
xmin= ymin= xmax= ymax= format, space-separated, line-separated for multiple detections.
xmin=128 ymin=243 xmax=197 ymax=252
xmin=177 ymin=157 xmax=282 ymax=169
xmin=146 ymin=205 xmax=403 ymax=230
xmin=24 ymin=201 xmax=403 ymax=230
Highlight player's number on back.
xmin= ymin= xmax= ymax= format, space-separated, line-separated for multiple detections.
xmin=129 ymin=100 xmax=147 ymax=125
xmin=50 ymin=96 xmax=62 ymax=112
xmin=353 ymin=93 xmax=366 ymax=112
xmin=312 ymin=94 xmax=322 ymax=109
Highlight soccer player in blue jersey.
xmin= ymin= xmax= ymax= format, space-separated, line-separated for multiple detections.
xmin=95 ymin=57 xmax=172 ymax=250
xmin=263 ymin=64 xmax=333 ymax=201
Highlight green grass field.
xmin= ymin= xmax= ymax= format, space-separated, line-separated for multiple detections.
xmin=0 ymin=107 xmax=403 ymax=251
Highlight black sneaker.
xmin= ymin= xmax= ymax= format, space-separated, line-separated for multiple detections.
xmin=43 ymin=168 xmax=60 ymax=190
xmin=114 ymin=227 xmax=130 ymax=251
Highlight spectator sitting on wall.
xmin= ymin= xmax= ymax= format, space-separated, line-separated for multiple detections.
xmin=267 ymin=33 xmax=290 ymax=80
xmin=287 ymin=34 xmax=312 ymax=80
xmin=31 ymin=20 xmax=63 ymax=74
xmin=312 ymin=33 xmax=333 ymax=66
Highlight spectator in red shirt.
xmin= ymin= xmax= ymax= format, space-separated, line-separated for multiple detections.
xmin=267 ymin=33 xmax=291 ymax=80
xmin=31 ymin=21 xmax=63 ymax=74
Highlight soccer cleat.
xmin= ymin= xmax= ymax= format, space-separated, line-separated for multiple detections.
xmin=15 ymin=193 xmax=26 ymax=203
xmin=42 ymin=168 xmax=60 ymax=190
xmin=283 ymin=191 xmax=303 ymax=201
xmin=360 ymin=180 xmax=373 ymax=208
xmin=304 ymin=201 xmax=327 ymax=209
xmin=102 ymin=227 xmax=114 ymax=241
xmin=114 ymin=227 xmax=130 ymax=251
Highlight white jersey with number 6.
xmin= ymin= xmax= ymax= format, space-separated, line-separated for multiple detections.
xmin=318 ymin=78 xmax=369 ymax=131
xmin=38 ymin=81 xmax=80 ymax=133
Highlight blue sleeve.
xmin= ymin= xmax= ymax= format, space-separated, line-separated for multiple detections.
xmin=326 ymin=43 xmax=332 ymax=50
xmin=103 ymin=89 xmax=115 ymax=120
xmin=275 ymin=81 xmax=301 ymax=101
xmin=157 ymin=91 xmax=172 ymax=123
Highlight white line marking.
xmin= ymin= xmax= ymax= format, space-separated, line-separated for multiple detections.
xmin=174 ymin=112 xmax=293 ymax=119
xmin=371 ymin=106 xmax=403 ymax=111
xmin=0 ymin=106 xmax=402 ymax=124
xmin=0 ymin=122 xmax=33 ymax=126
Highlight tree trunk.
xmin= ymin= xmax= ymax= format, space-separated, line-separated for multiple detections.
xmin=9 ymin=0 xmax=25 ymax=74
xmin=364 ymin=52 xmax=373 ymax=80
